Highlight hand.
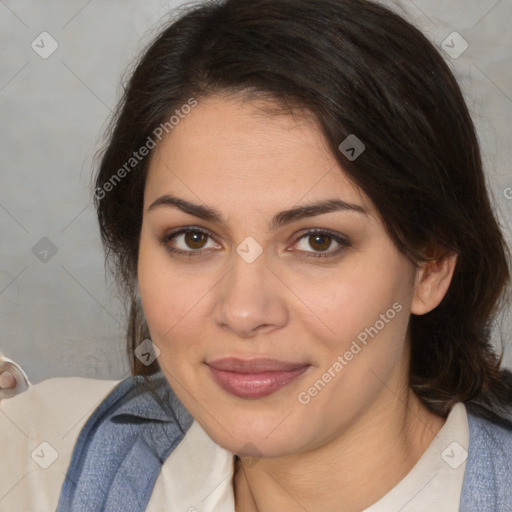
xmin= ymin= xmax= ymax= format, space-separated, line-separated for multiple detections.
xmin=0 ymin=371 xmax=17 ymax=389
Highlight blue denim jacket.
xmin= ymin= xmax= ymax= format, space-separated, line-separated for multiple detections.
xmin=56 ymin=372 xmax=512 ymax=511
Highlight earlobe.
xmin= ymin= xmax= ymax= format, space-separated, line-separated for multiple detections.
xmin=411 ymin=252 xmax=458 ymax=315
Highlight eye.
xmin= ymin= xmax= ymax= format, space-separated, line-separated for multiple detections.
xmin=162 ymin=227 xmax=221 ymax=256
xmin=291 ymin=230 xmax=350 ymax=258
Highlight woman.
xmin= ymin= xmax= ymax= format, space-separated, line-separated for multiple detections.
xmin=1 ymin=0 xmax=511 ymax=510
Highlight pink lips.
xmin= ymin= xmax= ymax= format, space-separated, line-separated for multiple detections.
xmin=206 ymin=358 xmax=310 ymax=398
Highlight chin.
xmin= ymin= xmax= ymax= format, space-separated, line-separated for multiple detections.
xmin=198 ymin=410 xmax=309 ymax=459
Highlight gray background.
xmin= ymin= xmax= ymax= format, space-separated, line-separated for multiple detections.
xmin=1 ymin=0 xmax=511 ymax=384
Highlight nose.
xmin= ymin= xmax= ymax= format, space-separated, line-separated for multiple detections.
xmin=213 ymin=249 xmax=289 ymax=338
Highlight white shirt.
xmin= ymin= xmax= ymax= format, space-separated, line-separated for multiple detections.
xmin=0 ymin=376 xmax=468 ymax=511
xmin=148 ymin=403 xmax=469 ymax=511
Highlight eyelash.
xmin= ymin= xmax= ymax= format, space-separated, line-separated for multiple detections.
xmin=160 ymin=227 xmax=350 ymax=259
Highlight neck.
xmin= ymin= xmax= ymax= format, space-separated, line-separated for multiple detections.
xmin=234 ymin=388 xmax=445 ymax=512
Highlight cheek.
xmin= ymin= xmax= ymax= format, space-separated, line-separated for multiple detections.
xmin=286 ymin=251 xmax=412 ymax=351
xmin=294 ymin=292 xmax=410 ymax=436
xmin=137 ymin=231 xmax=211 ymax=355
xmin=289 ymin=253 xmax=413 ymax=404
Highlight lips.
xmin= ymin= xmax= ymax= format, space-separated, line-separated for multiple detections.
xmin=206 ymin=357 xmax=310 ymax=398
xmin=207 ymin=357 xmax=308 ymax=373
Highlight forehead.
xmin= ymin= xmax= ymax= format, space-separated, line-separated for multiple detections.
xmin=144 ymin=94 xmax=371 ymax=212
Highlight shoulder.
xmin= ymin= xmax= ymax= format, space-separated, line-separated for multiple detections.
xmin=0 ymin=376 xmax=122 ymax=511
xmin=466 ymin=411 xmax=512 ymax=467
xmin=56 ymin=371 xmax=194 ymax=510
xmin=0 ymin=376 xmax=122 ymax=437
xmin=460 ymin=410 xmax=512 ymax=512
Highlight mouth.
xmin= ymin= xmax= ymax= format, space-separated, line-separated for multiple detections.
xmin=205 ymin=357 xmax=311 ymax=399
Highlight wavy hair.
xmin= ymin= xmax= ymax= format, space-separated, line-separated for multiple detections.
xmin=94 ymin=0 xmax=512 ymax=425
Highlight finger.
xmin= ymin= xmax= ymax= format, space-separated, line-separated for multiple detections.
xmin=0 ymin=372 xmax=17 ymax=389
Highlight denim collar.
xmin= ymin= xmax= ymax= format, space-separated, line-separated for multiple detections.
xmin=57 ymin=371 xmax=193 ymax=512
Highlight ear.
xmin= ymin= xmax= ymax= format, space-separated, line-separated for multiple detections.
xmin=411 ymin=252 xmax=458 ymax=315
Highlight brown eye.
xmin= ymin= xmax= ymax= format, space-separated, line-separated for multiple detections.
xmin=184 ymin=231 xmax=208 ymax=249
xmin=163 ymin=228 xmax=221 ymax=256
xmin=292 ymin=230 xmax=349 ymax=258
xmin=308 ymin=233 xmax=332 ymax=252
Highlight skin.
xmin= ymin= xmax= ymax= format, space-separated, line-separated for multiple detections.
xmin=137 ymin=93 xmax=457 ymax=511
xmin=0 ymin=372 xmax=16 ymax=389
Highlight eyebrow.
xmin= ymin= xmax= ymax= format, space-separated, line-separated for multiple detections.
xmin=147 ymin=194 xmax=367 ymax=230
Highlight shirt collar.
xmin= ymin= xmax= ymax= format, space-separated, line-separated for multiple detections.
xmin=148 ymin=403 xmax=469 ymax=512
xmin=109 ymin=372 xmax=193 ymax=426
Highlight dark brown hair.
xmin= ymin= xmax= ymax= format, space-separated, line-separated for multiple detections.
xmin=94 ymin=0 xmax=512 ymax=425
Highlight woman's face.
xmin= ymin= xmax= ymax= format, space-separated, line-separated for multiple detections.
xmin=138 ymin=94 xmax=420 ymax=458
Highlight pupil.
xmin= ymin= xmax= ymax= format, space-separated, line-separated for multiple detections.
xmin=310 ymin=234 xmax=331 ymax=251
xmin=185 ymin=232 xmax=206 ymax=249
